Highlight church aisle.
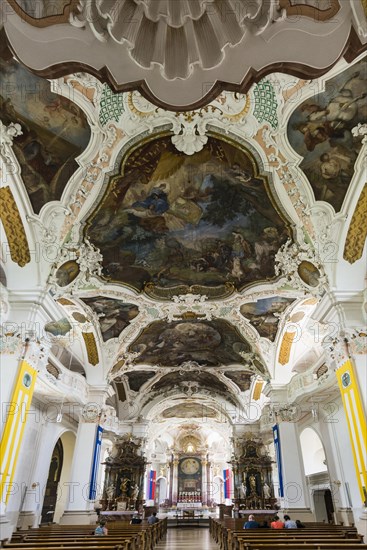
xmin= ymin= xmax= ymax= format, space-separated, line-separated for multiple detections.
xmin=156 ymin=528 xmax=219 ymax=549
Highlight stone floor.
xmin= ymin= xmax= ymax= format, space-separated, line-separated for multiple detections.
xmin=156 ymin=528 xmax=219 ymax=549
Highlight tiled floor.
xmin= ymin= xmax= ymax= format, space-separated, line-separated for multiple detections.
xmin=156 ymin=528 xmax=219 ymax=549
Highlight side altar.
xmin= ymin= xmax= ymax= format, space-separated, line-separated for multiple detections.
xmin=231 ymin=436 xmax=278 ymax=510
xmin=101 ymin=434 xmax=146 ymax=512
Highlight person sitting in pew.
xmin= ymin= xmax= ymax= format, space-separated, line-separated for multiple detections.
xmin=244 ymin=514 xmax=260 ymax=529
xmin=296 ymin=519 xmax=305 ymax=528
xmin=284 ymin=514 xmax=298 ymax=528
xmin=260 ymin=520 xmax=270 ymax=528
xmin=131 ymin=514 xmax=142 ymax=524
xmin=147 ymin=511 xmax=159 ymax=524
xmin=270 ymin=515 xmax=285 ymax=529
xmin=94 ymin=520 xmax=108 ymax=536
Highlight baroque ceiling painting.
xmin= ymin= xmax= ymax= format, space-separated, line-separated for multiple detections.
xmin=288 ymin=56 xmax=367 ymax=211
xmin=151 ymin=371 xmax=230 ymax=395
xmin=0 ymin=55 xmax=90 ymax=214
xmin=85 ymin=136 xmax=291 ymax=295
xmin=125 ymin=371 xmax=156 ymax=392
xmin=224 ymin=370 xmax=253 ymax=392
xmin=162 ymin=403 xmax=218 ymax=419
xmin=128 ymin=319 xmax=251 ymax=367
xmin=80 ymin=297 xmax=139 ymax=341
xmin=240 ymin=296 xmax=296 ymax=341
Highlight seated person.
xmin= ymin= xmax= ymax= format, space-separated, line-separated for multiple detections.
xmin=284 ymin=514 xmax=297 ymax=528
xmin=130 ymin=514 xmax=142 ymax=524
xmin=270 ymin=515 xmax=285 ymax=529
xmin=94 ymin=520 xmax=108 ymax=536
xmin=147 ymin=511 xmax=159 ymax=524
xmin=260 ymin=520 xmax=270 ymax=528
xmin=296 ymin=519 xmax=305 ymax=528
xmin=243 ymin=514 xmax=260 ymax=529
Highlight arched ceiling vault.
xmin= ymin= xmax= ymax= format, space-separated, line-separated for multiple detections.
xmin=1 ymin=25 xmax=366 ymax=425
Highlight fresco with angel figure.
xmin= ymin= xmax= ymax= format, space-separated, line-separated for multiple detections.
xmin=288 ymin=56 xmax=367 ymax=212
xmin=86 ymin=136 xmax=291 ymax=293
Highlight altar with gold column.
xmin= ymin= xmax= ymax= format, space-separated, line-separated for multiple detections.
xmin=101 ymin=434 xmax=146 ymax=512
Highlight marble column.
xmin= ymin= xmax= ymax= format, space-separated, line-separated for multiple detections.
xmin=168 ymin=456 xmax=174 ymax=505
xmin=59 ymin=419 xmax=99 ymax=524
xmin=172 ymin=456 xmax=179 ymax=504
xmin=201 ymin=457 xmax=207 ymax=505
xmin=278 ymin=420 xmax=311 ymax=517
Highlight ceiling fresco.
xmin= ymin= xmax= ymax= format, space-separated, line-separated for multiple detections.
xmin=240 ymin=296 xmax=296 ymax=341
xmin=0 ymin=55 xmax=90 ymax=214
xmin=151 ymin=371 xmax=229 ymax=394
xmin=162 ymin=403 xmax=218 ymax=419
xmin=288 ymin=56 xmax=367 ymax=212
xmin=127 ymin=319 xmax=251 ymax=367
xmin=85 ymin=136 xmax=291 ymax=295
xmin=80 ymin=297 xmax=139 ymax=342
xmin=125 ymin=371 xmax=156 ymax=392
xmin=224 ymin=371 xmax=253 ymax=392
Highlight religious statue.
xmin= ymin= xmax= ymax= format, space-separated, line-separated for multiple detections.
xmin=120 ymin=477 xmax=129 ymax=496
xmin=263 ymin=482 xmax=271 ymax=499
xmin=130 ymin=484 xmax=139 ymax=501
xmin=249 ymin=474 xmax=257 ymax=494
xmin=106 ymin=484 xmax=115 ymax=500
xmin=240 ymin=481 xmax=247 ymax=498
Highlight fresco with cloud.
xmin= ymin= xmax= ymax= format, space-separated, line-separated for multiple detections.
xmin=288 ymin=56 xmax=367 ymax=211
xmin=86 ymin=136 xmax=290 ymax=293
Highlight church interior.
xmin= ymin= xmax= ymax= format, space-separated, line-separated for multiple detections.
xmin=0 ymin=1 xmax=366 ymax=548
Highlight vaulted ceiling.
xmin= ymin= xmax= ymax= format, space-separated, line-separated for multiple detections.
xmin=1 ymin=1 xmax=366 ymax=429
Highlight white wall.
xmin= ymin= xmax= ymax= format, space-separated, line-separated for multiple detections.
xmin=300 ymin=427 xmax=327 ymax=476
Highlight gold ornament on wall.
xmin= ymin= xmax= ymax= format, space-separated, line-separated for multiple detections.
xmin=0 ymin=187 xmax=30 ymax=267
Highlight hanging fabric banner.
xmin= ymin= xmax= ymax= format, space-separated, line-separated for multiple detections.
xmin=336 ymin=359 xmax=367 ymax=502
xmin=0 ymin=360 xmax=37 ymax=506
xmin=148 ymin=470 xmax=156 ymax=500
xmin=223 ymin=469 xmax=231 ymax=499
xmin=273 ymin=423 xmax=284 ymax=497
xmin=89 ymin=425 xmax=103 ymax=500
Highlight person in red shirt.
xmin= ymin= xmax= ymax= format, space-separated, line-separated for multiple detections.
xmin=270 ymin=515 xmax=285 ymax=529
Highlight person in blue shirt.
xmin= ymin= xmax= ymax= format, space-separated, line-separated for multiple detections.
xmin=284 ymin=514 xmax=297 ymax=528
xmin=243 ymin=514 xmax=260 ymax=529
xmin=147 ymin=511 xmax=159 ymax=525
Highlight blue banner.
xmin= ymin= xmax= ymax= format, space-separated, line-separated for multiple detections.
xmin=272 ymin=424 xmax=284 ymax=497
xmin=89 ymin=425 xmax=103 ymax=500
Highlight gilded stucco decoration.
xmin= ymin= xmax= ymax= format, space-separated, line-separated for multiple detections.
xmin=0 ymin=186 xmax=31 ymax=267
xmin=343 ymin=183 xmax=367 ymax=264
xmin=278 ymin=331 xmax=296 ymax=365
xmin=82 ymin=332 xmax=99 ymax=366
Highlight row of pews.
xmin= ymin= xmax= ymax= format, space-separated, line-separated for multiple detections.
xmin=210 ymin=518 xmax=366 ymax=550
xmin=3 ymin=519 xmax=167 ymax=550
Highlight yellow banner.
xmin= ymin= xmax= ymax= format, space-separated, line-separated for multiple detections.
xmin=0 ymin=360 xmax=37 ymax=505
xmin=336 ymin=359 xmax=367 ymax=502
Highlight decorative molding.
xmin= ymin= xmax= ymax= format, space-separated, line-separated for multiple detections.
xmin=3 ymin=13 xmax=366 ymax=112
xmin=0 ymin=186 xmax=31 ymax=267
xmin=70 ymin=0 xmax=285 ymax=80
xmin=5 ymin=0 xmax=79 ymax=27
xmin=275 ymin=238 xmax=328 ymax=295
xmin=344 ymin=183 xmax=367 ymax=264
xmin=279 ymin=0 xmax=340 ymax=21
